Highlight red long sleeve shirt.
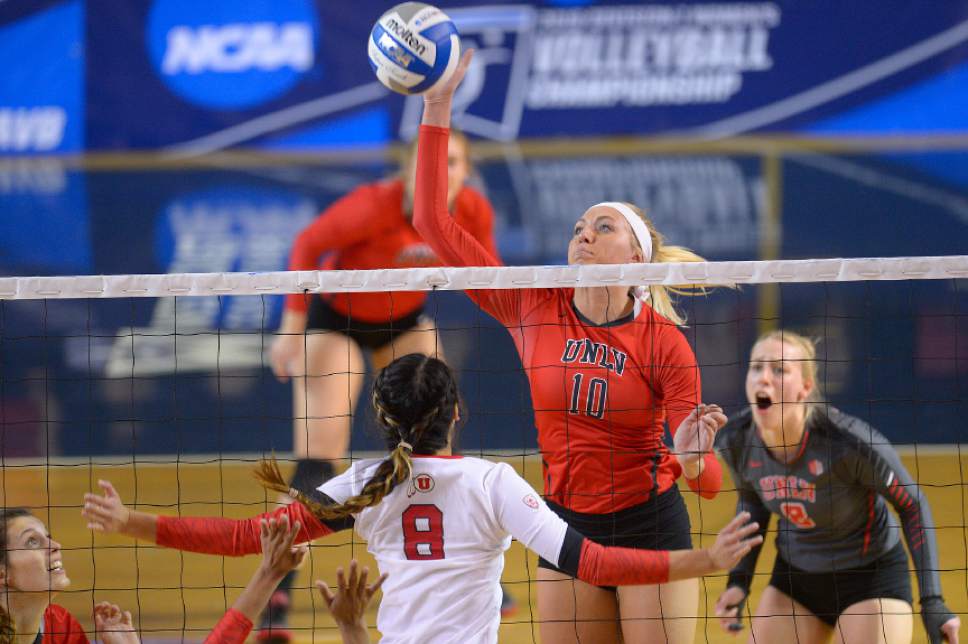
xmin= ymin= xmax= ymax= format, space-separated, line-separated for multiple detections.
xmin=413 ymin=125 xmax=721 ymax=514
xmin=285 ymin=178 xmax=498 ymax=322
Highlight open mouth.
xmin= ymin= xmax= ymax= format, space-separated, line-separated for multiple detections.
xmin=49 ymin=562 xmax=64 ymax=573
xmin=755 ymin=394 xmax=772 ymax=410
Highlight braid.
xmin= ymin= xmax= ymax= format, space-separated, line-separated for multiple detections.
xmin=253 ymin=354 xmax=461 ymax=523
xmin=253 ymin=450 xmax=413 ymax=521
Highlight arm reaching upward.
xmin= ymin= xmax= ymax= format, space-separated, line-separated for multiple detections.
xmin=204 ymin=516 xmax=309 ymax=643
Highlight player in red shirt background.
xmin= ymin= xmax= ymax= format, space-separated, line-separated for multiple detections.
xmin=266 ymin=130 xmax=500 ymax=637
xmin=414 ymin=50 xmax=727 ymax=644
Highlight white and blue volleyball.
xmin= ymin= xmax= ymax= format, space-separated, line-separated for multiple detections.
xmin=368 ymin=2 xmax=460 ymax=95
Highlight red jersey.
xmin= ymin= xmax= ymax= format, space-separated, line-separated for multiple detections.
xmin=286 ymin=178 xmax=498 ymax=323
xmin=42 ymin=605 xmax=88 ymax=643
xmin=414 ymin=125 xmax=721 ymax=514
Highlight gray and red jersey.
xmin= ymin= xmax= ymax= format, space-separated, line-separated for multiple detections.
xmin=716 ymin=407 xmax=943 ymax=600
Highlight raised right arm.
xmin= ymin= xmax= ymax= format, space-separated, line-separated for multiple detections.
xmin=412 ymin=124 xmax=502 ymax=270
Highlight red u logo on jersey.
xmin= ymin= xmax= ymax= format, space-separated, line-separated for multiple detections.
xmin=407 ymin=473 xmax=435 ymax=497
xmin=415 ymin=474 xmax=435 ymax=492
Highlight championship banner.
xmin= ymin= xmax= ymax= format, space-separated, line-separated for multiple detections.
xmin=4 ymin=0 xmax=968 ymax=154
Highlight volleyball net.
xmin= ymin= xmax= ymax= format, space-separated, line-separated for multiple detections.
xmin=1 ymin=255 xmax=966 ymax=642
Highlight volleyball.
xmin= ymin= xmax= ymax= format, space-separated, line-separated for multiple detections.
xmin=368 ymin=2 xmax=461 ymax=95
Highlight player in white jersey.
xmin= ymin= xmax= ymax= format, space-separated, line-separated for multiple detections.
xmin=82 ymin=354 xmax=762 ymax=644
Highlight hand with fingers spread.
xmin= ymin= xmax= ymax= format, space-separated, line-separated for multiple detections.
xmin=204 ymin=516 xmax=309 ymax=644
xmin=82 ymin=479 xmax=131 ymax=534
xmin=258 ymin=516 xmax=308 ymax=579
xmin=708 ymin=512 xmax=763 ymax=570
xmin=316 ymin=560 xmax=387 ymax=644
xmin=714 ymin=585 xmax=748 ymax=636
xmin=94 ymin=602 xmax=139 ymax=644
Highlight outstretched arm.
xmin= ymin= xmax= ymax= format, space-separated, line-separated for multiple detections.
xmin=82 ymin=479 xmax=334 ymax=556
xmin=413 ymin=51 xmax=503 ymax=271
xmin=204 ymin=516 xmax=309 ymax=644
xmin=488 ymin=463 xmax=761 ymax=587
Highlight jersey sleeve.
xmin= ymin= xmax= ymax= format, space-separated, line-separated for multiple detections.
xmin=456 ymin=187 xmax=501 ymax=263
xmin=156 ymin=502 xmax=335 ymax=556
xmin=843 ymin=417 xmax=945 ymax=600
xmin=486 ymin=463 xmax=670 ymax=586
xmin=285 ymin=185 xmax=382 ymax=313
xmin=660 ymin=325 xmax=722 ymax=498
xmin=202 ymin=608 xmax=252 ymax=644
xmin=413 ymin=125 xmax=528 ymax=326
xmin=716 ymin=422 xmax=771 ymax=593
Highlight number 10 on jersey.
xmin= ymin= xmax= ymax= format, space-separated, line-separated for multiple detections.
xmin=569 ymin=373 xmax=608 ymax=419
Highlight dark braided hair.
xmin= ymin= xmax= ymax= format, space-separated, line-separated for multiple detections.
xmin=1 ymin=508 xmax=34 ymax=644
xmin=255 ymin=354 xmax=461 ymax=520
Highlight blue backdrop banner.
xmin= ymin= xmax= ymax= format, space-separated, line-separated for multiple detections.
xmin=3 ymin=0 xmax=968 ymax=154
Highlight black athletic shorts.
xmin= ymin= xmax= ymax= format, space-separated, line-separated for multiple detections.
xmin=769 ymin=541 xmax=913 ymax=626
xmin=537 ymin=486 xmax=693 ymax=589
xmin=306 ymin=297 xmax=424 ymax=352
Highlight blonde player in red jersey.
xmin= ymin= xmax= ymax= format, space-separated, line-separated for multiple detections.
xmin=82 ymin=354 xmax=763 ymax=644
xmin=413 ymin=50 xmax=725 ymax=643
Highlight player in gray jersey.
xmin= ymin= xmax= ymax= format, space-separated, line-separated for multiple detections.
xmin=714 ymin=330 xmax=960 ymax=644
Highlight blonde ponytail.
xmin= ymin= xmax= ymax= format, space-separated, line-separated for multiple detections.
xmin=623 ymin=203 xmax=717 ymax=326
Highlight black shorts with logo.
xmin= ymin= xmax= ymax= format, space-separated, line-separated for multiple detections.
xmin=769 ymin=541 xmax=913 ymax=626
xmin=537 ymin=486 xmax=693 ymax=590
xmin=306 ymin=297 xmax=424 ymax=352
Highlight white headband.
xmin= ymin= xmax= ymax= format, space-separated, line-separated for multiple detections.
xmin=589 ymin=202 xmax=653 ymax=262
xmin=587 ymin=202 xmax=653 ymax=305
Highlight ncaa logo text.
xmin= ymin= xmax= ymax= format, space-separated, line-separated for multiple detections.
xmin=147 ymin=0 xmax=318 ymax=110
xmin=162 ymin=23 xmax=313 ymax=75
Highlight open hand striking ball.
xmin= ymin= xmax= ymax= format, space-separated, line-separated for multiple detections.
xmin=368 ymin=2 xmax=461 ymax=95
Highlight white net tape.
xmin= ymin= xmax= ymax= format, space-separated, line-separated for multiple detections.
xmin=2 ymin=255 xmax=967 ymax=300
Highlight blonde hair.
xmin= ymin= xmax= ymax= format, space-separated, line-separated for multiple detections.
xmin=255 ymin=354 xmax=459 ymax=521
xmin=754 ymin=329 xmax=822 ymax=418
xmin=621 ymin=202 xmax=711 ymax=326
